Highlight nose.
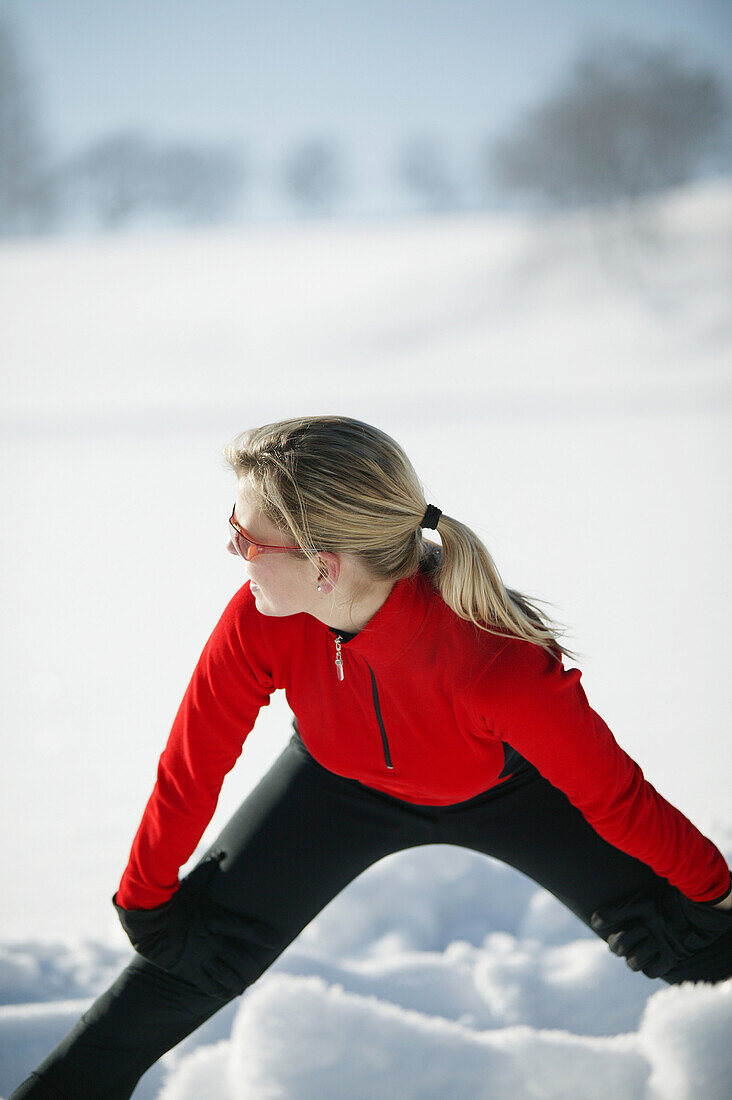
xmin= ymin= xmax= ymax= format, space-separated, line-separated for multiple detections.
xmin=226 ymin=538 xmax=239 ymax=557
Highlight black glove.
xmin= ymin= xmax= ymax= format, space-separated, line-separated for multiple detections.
xmin=590 ymin=883 xmax=732 ymax=979
xmin=112 ymin=850 xmax=278 ymax=998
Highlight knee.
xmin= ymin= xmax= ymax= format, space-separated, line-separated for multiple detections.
xmin=171 ymin=903 xmax=285 ymax=999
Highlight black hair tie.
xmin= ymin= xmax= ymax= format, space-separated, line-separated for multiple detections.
xmin=420 ymin=504 xmax=442 ymax=530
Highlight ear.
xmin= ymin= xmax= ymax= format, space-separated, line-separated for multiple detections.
xmin=316 ymin=551 xmax=340 ymax=592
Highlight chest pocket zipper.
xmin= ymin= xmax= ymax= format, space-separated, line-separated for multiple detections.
xmin=366 ymin=661 xmax=394 ymax=770
xmin=332 ymin=636 xmax=394 ymax=771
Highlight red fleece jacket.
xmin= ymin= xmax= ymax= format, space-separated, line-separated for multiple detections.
xmin=115 ymin=571 xmax=730 ymax=910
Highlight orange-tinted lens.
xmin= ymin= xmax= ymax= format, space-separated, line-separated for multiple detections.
xmin=230 ymin=517 xmax=258 ymax=561
xmin=243 ymin=537 xmax=258 ymax=561
xmin=238 ymin=532 xmax=258 ymax=560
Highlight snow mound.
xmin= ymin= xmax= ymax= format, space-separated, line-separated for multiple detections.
xmin=158 ymin=971 xmax=732 ymax=1100
xmin=640 ymin=980 xmax=732 ymax=1099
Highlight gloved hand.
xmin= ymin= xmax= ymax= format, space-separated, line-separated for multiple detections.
xmin=112 ymin=850 xmax=278 ymax=998
xmin=590 ymin=883 xmax=732 ymax=979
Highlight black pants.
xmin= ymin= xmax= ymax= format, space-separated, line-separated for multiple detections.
xmin=11 ymin=732 xmax=732 ymax=1099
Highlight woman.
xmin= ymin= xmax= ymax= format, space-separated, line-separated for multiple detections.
xmin=12 ymin=414 xmax=731 ymax=1098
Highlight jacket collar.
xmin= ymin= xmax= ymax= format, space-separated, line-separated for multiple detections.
xmin=323 ymin=570 xmax=434 ymax=670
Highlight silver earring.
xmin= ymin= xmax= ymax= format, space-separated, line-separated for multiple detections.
xmin=317 ymin=584 xmax=322 ymax=591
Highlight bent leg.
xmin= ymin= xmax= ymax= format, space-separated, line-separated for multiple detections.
xmin=11 ymin=734 xmax=428 ymax=1098
xmin=438 ymin=761 xmax=732 ymax=984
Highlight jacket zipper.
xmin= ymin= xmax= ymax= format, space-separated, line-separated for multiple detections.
xmin=333 ymin=634 xmax=345 ymax=681
xmin=331 ymin=636 xmax=394 ymax=770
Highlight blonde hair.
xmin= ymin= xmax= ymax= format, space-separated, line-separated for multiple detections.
xmin=221 ymin=415 xmax=581 ymax=663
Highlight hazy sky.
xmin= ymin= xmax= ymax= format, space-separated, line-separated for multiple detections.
xmin=5 ymin=0 xmax=730 ymax=216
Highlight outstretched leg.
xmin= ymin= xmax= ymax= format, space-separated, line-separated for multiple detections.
xmin=10 ymin=955 xmax=234 ymax=1100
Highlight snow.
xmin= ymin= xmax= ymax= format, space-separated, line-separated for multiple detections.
xmin=2 ymin=846 xmax=732 ymax=1097
xmin=1 ymin=179 xmax=731 ymax=1096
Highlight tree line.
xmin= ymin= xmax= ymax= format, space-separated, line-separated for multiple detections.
xmin=1 ymin=16 xmax=729 ymax=238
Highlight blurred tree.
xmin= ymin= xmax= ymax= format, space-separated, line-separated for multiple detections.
xmin=485 ymin=35 xmax=731 ymax=211
xmin=61 ymin=131 xmax=157 ymax=229
xmin=396 ymin=135 xmax=460 ymax=212
xmin=153 ymin=142 xmax=244 ymax=225
xmin=0 ymin=14 xmax=57 ymax=237
xmin=281 ymin=138 xmax=344 ymax=215
xmin=59 ymin=131 xmax=245 ymax=229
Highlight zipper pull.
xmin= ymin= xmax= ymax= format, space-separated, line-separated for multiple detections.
xmin=334 ymin=634 xmax=345 ymax=681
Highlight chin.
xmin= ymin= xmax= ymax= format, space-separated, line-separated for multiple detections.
xmin=249 ymin=586 xmax=290 ymax=618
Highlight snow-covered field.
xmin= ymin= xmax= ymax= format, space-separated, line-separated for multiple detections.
xmin=3 ymin=843 xmax=732 ymax=1098
xmin=1 ymin=181 xmax=731 ymax=1097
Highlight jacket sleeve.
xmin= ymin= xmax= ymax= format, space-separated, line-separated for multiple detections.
xmin=473 ymin=638 xmax=730 ymax=904
xmin=114 ymin=585 xmax=275 ymax=909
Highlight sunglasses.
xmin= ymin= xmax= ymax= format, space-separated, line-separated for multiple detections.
xmin=229 ymin=505 xmax=316 ymax=561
